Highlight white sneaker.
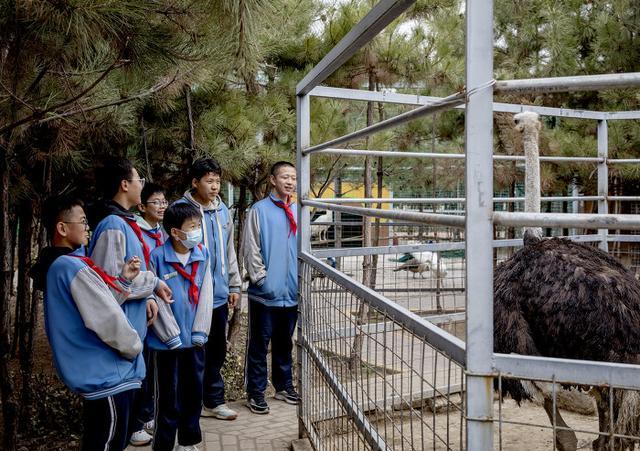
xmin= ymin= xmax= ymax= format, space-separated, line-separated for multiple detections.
xmin=175 ymin=445 xmax=199 ymax=451
xmin=143 ymin=419 xmax=154 ymax=434
xmin=201 ymin=403 xmax=238 ymax=420
xmin=129 ymin=429 xmax=152 ymax=446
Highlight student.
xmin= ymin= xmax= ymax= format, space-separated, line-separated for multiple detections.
xmin=242 ymin=161 xmax=300 ymax=414
xmin=89 ymin=158 xmax=173 ymax=446
xmin=177 ymin=158 xmax=241 ymax=420
xmin=131 ymin=182 xmax=169 ymax=440
xmin=146 ymin=202 xmax=214 ymax=451
xmin=30 ymin=196 xmax=143 ymax=451
xmin=137 ymin=182 xmax=169 ymax=250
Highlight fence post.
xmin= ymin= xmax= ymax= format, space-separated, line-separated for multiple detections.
xmin=296 ymin=93 xmax=311 ymax=439
xmin=465 ymin=0 xmax=495 ymax=449
xmin=597 ymin=119 xmax=609 ymax=251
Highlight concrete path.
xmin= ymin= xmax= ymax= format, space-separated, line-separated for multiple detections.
xmin=126 ymin=397 xmax=299 ymax=451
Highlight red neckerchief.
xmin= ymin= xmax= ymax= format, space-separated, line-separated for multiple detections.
xmin=122 ymin=217 xmax=151 ymax=267
xmin=71 ymin=255 xmax=123 ymax=293
xmin=270 ymin=196 xmax=297 ymax=237
xmin=169 ymin=245 xmax=203 ymax=306
xmin=143 ymin=228 xmax=163 ymax=248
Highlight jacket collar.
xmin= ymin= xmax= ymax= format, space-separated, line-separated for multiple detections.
xmin=162 ymin=241 xmax=206 ymax=266
xmin=182 ymin=190 xmax=221 ymax=212
xmin=105 ymin=200 xmax=136 ymax=220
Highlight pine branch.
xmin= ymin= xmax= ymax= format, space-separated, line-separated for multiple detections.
xmin=38 ymin=71 xmax=183 ymax=124
xmin=0 ymin=56 xmax=126 ymax=134
xmin=0 ymin=79 xmax=35 ymax=112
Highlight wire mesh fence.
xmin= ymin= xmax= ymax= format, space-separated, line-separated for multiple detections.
xmin=298 ymin=253 xmax=466 ymax=450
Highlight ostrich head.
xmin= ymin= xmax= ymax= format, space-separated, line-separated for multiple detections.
xmin=513 ymin=111 xmax=543 ymax=243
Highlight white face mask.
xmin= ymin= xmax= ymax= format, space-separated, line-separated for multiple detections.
xmin=178 ymin=228 xmax=202 ymax=249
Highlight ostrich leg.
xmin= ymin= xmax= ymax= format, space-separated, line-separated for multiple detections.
xmin=542 ymin=397 xmax=578 ymax=451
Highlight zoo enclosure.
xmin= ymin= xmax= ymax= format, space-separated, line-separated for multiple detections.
xmin=296 ymin=0 xmax=640 ymax=449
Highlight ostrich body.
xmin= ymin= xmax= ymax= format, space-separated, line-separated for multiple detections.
xmin=311 ymin=210 xmax=333 ymax=242
xmin=393 ymin=252 xmax=447 ymax=279
xmin=494 ymin=112 xmax=640 ymax=450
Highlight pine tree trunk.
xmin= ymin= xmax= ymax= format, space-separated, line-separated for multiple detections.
xmin=350 ymin=67 xmax=376 ymax=370
xmin=227 ymin=184 xmax=247 ymax=351
xmin=0 ymin=143 xmax=18 ymax=451
xmin=16 ymin=200 xmax=35 ymax=424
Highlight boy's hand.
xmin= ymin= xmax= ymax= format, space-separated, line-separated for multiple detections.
xmin=228 ymin=292 xmax=240 ymax=308
xmin=121 ymin=256 xmax=141 ymax=281
xmin=155 ymin=280 xmax=174 ymax=304
xmin=146 ymin=299 xmax=158 ymax=325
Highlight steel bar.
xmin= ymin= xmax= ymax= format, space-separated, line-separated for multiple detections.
xmin=302 ymin=93 xmax=466 ymax=154
xmin=495 ymin=72 xmax=640 ymax=94
xmin=296 ymin=0 xmax=415 ymax=96
xmin=493 ymin=211 xmax=640 ymax=229
xmin=598 ymin=120 xmax=609 ymax=251
xmin=608 ymin=159 xmax=640 ymax=164
xmin=302 ymin=199 xmax=466 ymax=227
xmin=302 ymin=335 xmax=390 ymax=450
xmin=605 ymin=111 xmax=640 ymax=120
xmin=315 ymin=195 xmax=603 ymax=204
xmin=314 ymin=147 xmax=604 ymax=163
xmin=301 ymin=252 xmax=467 ymax=364
xmin=309 ymin=85 xmax=608 ymax=120
xmin=493 ymin=354 xmax=640 ymax=390
xmin=465 ymin=0 xmax=495 ymax=447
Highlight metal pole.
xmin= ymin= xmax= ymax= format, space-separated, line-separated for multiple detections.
xmin=495 ymin=72 xmax=640 ymax=94
xmin=302 ymin=93 xmax=465 ymax=154
xmin=598 ymin=120 xmax=609 ymax=251
xmin=296 ymin=93 xmax=311 ymax=439
xmin=465 ymin=0 xmax=494 ymax=448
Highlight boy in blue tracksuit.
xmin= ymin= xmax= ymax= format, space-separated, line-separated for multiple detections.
xmin=89 ymin=158 xmax=174 ymax=446
xmin=146 ymin=202 xmax=214 ymax=451
xmin=176 ymin=158 xmax=241 ymax=420
xmin=130 ymin=182 xmax=169 ymax=439
xmin=242 ymin=161 xmax=300 ymax=414
xmin=31 ymin=196 xmax=144 ymax=451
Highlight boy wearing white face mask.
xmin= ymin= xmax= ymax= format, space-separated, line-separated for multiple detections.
xmin=146 ymin=203 xmax=214 ymax=451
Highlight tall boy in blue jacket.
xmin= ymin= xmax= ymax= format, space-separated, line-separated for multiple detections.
xmin=89 ymin=158 xmax=174 ymax=446
xmin=177 ymin=158 xmax=242 ymax=420
xmin=242 ymin=161 xmax=300 ymax=414
xmin=146 ymin=202 xmax=214 ymax=451
xmin=31 ymin=197 xmax=144 ymax=451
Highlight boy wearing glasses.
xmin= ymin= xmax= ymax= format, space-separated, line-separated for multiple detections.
xmin=177 ymin=158 xmax=241 ymax=421
xmin=31 ymin=196 xmax=144 ymax=451
xmin=131 ymin=181 xmax=169 ymax=441
xmin=89 ymin=158 xmax=174 ymax=446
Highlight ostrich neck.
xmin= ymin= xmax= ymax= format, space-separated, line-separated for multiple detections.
xmin=523 ymin=129 xmax=540 ymax=214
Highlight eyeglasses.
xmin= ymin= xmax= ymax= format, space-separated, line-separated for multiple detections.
xmin=128 ymin=177 xmax=146 ymax=188
xmin=146 ymin=200 xmax=169 ymax=207
xmin=63 ymin=220 xmax=90 ymax=230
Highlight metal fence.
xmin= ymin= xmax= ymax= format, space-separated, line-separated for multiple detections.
xmin=295 ymin=0 xmax=640 ymax=450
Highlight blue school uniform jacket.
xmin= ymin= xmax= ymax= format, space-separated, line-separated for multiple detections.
xmin=176 ymin=192 xmax=241 ymax=309
xmin=147 ymin=242 xmax=214 ymax=350
xmin=89 ymin=201 xmax=158 ymax=341
xmin=242 ymin=194 xmax=298 ymax=307
xmin=43 ymin=246 xmax=144 ymax=400
xmin=135 ymin=215 xmax=168 ymax=251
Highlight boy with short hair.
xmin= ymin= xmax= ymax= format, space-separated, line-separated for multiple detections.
xmin=31 ymin=196 xmax=143 ymax=451
xmin=242 ymin=161 xmax=300 ymax=414
xmin=137 ymin=182 xmax=169 ymax=250
xmin=178 ymin=158 xmax=242 ymax=420
xmin=89 ymin=157 xmax=174 ymax=446
xmin=132 ymin=181 xmax=169 ymax=438
xmin=147 ymin=202 xmax=214 ymax=451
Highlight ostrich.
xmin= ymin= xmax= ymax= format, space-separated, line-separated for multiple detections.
xmin=393 ymin=252 xmax=447 ymax=278
xmin=493 ymin=111 xmax=640 ymax=451
xmin=311 ymin=209 xmax=333 ymax=242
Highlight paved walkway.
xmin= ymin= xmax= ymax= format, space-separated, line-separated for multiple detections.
xmin=127 ymin=397 xmax=299 ymax=451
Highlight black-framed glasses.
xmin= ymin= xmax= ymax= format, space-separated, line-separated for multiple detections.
xmin=128 ymin=177 xmax=146 ymax=188
xmin=63 ymin=220 xmax=90 ymax=230
xmin=146 ymin=200 xmax=169 ymax=207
